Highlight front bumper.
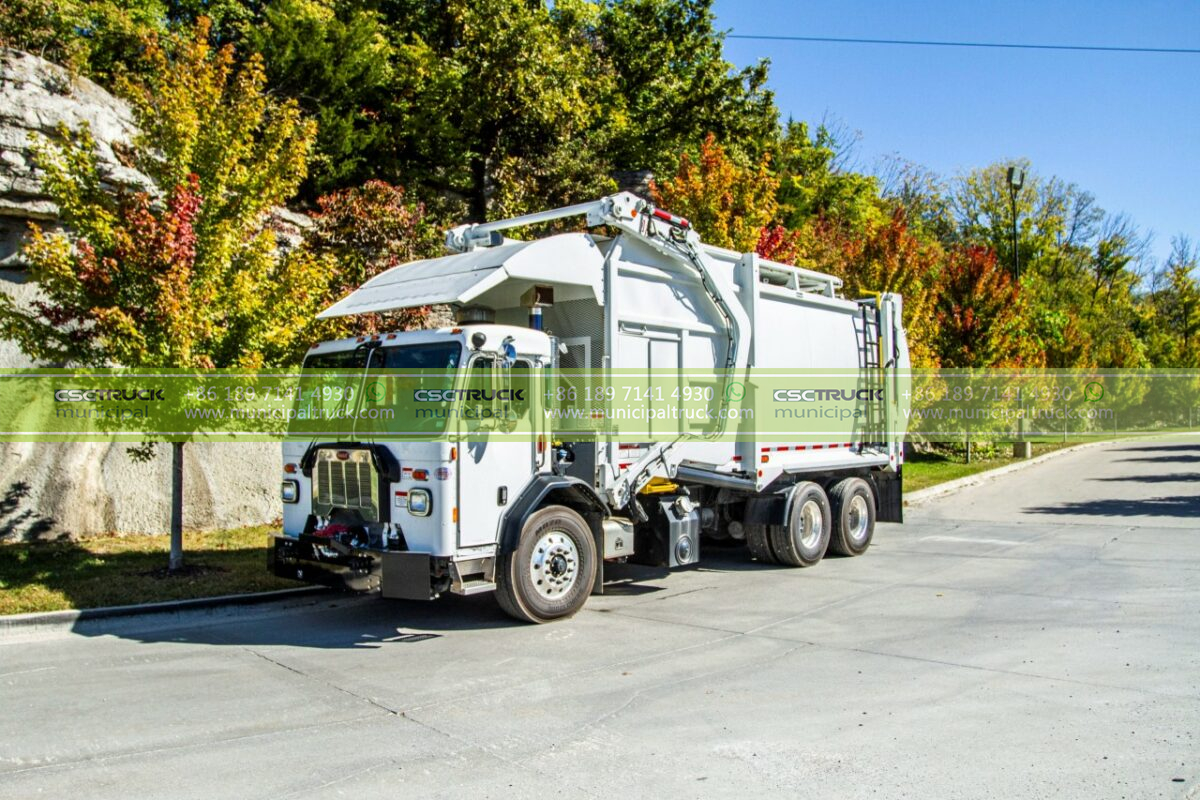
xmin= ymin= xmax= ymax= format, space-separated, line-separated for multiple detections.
xmin=269 ymin=535 xmax=436 ymax=600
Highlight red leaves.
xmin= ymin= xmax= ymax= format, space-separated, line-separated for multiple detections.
xmin=934 ymin=245 xmax=1038 ymax=368
xmin=756 ymin=224 xmax=803 ymax=265
xmin=35 ymin=174 xmax=206 ymax=363
xmin=309 ymin=180 xmax=441 ymax=335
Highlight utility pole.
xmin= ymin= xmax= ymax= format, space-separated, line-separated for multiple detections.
xmin=1006 ymin=166 xmax=1025 ymax=282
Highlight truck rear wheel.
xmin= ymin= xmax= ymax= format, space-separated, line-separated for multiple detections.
xmin=496 ymin=505 xmax=597 ymax=623
xmin=828 ymin=477 xmax=876 ymax=556
xmin=770 ymin=482 xmax=832 ymax=567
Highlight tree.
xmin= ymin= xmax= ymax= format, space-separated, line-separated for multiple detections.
xmin=379 ymin=0 xmax=613 ymax=221
xmin=307 ymin=180 xmax=444 ymax=334
xmin=933 ymin=246 xmax=1042 ymax=368
xmin=0 ymin=19 xmax=327 ymax=570
xmin=593 ymin=0 xmax=777 ymax=175
xmin=875 ymin=154 xmax=954 ymax=241
xmin=1147 ymin=237 xmax=1200 ymax=367
xmin=651 ymin=133 xmax=777 ymax=251
xmin=243 ymin=0 xmax=397 ymax=196
xmin=832 ymin=210 xmax=943 ymax=368
xmin=772 ymin=120 xmax=880 ymax=232
xmin=0 ymin=0 xmax=166 ymax=79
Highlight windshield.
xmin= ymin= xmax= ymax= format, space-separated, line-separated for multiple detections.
xmin=293 ymin=341 xmax=463 ymax=438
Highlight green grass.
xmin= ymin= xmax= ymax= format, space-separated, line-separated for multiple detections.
xmin=0 ymin=525 xmax=301 ymax=616
xmin=904 ymin=441 xmax=1077 ymax=493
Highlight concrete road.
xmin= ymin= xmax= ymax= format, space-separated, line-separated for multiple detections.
xmin=2 ymin=439 xmax=1198 ymax=799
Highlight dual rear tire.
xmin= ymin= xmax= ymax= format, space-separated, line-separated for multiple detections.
xmin=745 ymin=478 xmax=876 ymax=566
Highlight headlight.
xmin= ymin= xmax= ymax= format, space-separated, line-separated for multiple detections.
xmin=407 ymin=488 xmax=431 ymax=516
xmin=281 ymin=480 xmax=299 ymax=503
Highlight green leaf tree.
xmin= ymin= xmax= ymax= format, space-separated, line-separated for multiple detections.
xmin=243 ymin=0 xmax=397 ymax=196
xmin=593 ymin=0 xmax=778 ymax=176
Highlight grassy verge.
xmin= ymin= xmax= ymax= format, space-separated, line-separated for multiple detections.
xmin=0 ymin=525 xmax=301 ymax=616
xmin=904 ymin=441 xmax=1081 ymax=493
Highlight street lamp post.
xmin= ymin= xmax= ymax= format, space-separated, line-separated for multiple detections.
xmin=1006 ymin=166 xmax=1025 ymax=282
xmin=1006 ymin=166 xmax=1031 ymax=459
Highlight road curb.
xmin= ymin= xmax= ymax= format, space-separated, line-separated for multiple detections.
xmin=904 ymin=440 xmax=1117 ymax=506
xmin=0 ymin=586 xmax=329 ymax=638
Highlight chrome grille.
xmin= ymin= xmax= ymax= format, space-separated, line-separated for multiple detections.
xmin=312 ymin=449 xmax=379 ymax=521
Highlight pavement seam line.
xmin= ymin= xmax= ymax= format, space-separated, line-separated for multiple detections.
xmin=243 ymin=647 xmax=402 ymax=716
xmin=0 ymin=712 xmax=385 ymax=777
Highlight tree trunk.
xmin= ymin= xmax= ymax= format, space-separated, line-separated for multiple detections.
xmin=169 ymin=441 xmax=184 ymax=572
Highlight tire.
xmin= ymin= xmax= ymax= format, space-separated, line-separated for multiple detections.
xmin=828 ymin=477 xmax=876 ymax=557
xmin=769 ymin=482 xmax=832 ymax=567
xmin=495 ymin=505 xmax=597 ymax=623
xmin=743 ymin=497 xmax=777 ymax=563
xmin=744 ymin=522 xmax=776 ymax=562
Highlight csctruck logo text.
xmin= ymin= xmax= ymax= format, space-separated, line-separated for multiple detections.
xmin=414 ymin=389 xmax=525 ymax=402
xmin=54 ymin=388 xmax=165 ymax=402
xmin=773 ymin=389 xmax=884 ymax=402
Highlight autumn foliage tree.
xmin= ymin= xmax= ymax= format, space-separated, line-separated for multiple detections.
xmin=651 ymin=133 xmax=777 ymax=252
xmin=934 ymin=246 xmax=1042 ymax=368
xmin=307 ymin=180 xmax=444 ymax=334
xmin=0 ymin=19 xmax=327 ymax=569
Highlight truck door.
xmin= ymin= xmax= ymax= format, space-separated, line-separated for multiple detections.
xmin=456 ymin=355 xmax=536 ymax=548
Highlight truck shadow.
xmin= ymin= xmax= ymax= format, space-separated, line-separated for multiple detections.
xmin=64 ymin=552 xmax=785 ymax=649
xmin=69 ymin=591 xmax=527 ymax=650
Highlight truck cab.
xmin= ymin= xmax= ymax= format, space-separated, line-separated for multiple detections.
xmin=274 ymin=323 xmax=582 ymax=607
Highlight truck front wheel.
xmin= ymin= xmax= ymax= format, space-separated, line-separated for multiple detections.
xmin=496 ymin=505 xmax=597 ymax=623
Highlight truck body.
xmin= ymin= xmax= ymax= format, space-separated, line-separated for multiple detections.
xmin=271 ymin=193 xmax=909 ymax=622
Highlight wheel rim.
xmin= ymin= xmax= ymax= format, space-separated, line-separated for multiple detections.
xmin=846 ymin=494 xmax=870 ymax=544
xmin=529 ymin=530 xmax=579 ymax=600
xmin=799 ymin=499 xmax=824 ymax=550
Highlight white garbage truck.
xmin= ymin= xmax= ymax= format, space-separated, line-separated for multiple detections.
xmin=270 ymin=192 xmax=909 ymax=622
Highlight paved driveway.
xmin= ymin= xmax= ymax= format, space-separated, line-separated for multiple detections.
xmin=2 ymin=439 xmax=1198 ymax=799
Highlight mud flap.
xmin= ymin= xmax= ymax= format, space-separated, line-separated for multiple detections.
xmin=873 ymin=468 xmax=903 ymax=523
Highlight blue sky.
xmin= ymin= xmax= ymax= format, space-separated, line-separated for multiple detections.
xmin=713 ymin=0 xmax=1199 ymax=268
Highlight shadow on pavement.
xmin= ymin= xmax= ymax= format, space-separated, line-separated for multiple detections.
xmin=69 ymin=591 xmax=526 ymax=649
xmin=1092 ymin=473 xmax=1200 ymax=483
xmin=65 ymin=559 xmax=731 ymax=648
xmin=1024 ymin=495 xmax=1200 ymax=518
xmin=1114 ymin=443 xmax=1200 ymax=453
xmin=1115 ymin=454 xmax=1200 ymax=464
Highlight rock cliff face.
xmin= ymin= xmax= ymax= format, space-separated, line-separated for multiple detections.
xmin=0 ymin=48 xmax=148 ymax=268
xmin=0 ymin=49 xmax=281 ymax=539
